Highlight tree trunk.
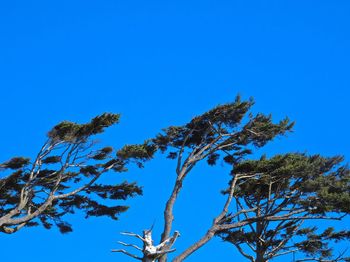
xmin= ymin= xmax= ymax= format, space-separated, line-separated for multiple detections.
xmin=255 ymin=251 xmax=266 ymax=262
xmin=255 ymin=206 xmax=267 ymax=262
xmin=142 ymin=257 xmax=156 ymax=262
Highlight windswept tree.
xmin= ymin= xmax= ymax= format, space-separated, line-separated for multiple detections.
xmin=218 ymin=154 xmax=350 ymax=262
xmin=0 ymin=113 xmax=155 ymax=234
xmin=113 ymin=96 xmax=296 ymax=261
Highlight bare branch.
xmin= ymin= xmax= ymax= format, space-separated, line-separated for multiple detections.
xmin=54 ymin=164 xmax=115 ymax=199
xmin=120 ymin=231 xmax=146 ymax=242
xmin=173 ymin=173 xmax=259 ymax=261
xmin=115 ymin=229 xmax=180 ymax=262
xmin=117 ymin=241 xmax=143 ymax=251
xmin=233 ymin=242 xmax=255 ymax=262
xmin=111 ymin=249 xmax=142 ymax=260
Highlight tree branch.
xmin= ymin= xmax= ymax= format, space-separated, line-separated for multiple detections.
xmin=111 ymin=249 xmax=142 ymax=260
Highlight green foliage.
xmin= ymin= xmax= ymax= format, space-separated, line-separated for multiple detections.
xmin=218 ymin=153 xmax=350 ymax=261
xmin=117 ymin=141 xmax=157 ymax=168
xmin=0 ymin=113 xmax=149 ymax=234
xmin=153 ymin=95 xmax=294 ymax=169
xmin=42 ymin=156 xmax=61 ymax=164
xmin=0 ymin=157 xmax=30 ymax=169
xmin=47 ymin=113 xmax=120 ymax=142
xmin=231 ymin=154 xmax=350 ymax=213
xmin=295 ymin=227 xmax=350 ymax=258
xmin=117 ymin=142 xmax=156 ymax=160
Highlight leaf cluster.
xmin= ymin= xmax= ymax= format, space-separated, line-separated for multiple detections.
xmin=218 ymin=153 xmax=350 ymax=261
xmin=153 ymin=95 xmax=294 ymax=168
xmin=0 ymin=113 xmax=153 ymax=234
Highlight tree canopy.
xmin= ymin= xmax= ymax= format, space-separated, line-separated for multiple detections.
xmin=218 ymin=153 xmax=350 ymax=262
xmin=0 ymin=113 xmax=155 ymax=234
xmin=112 ymin=96 xmax=349 ymax=262
xmin=112 ymin=95 xmax=299 ymax=262
xmin=1 ymin=97 xmax=348 ymax=262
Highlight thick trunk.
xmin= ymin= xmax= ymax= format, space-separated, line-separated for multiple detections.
xmin=159 ymin=179 xmax=183 ymax=262
xmin=143 ymin=257 xmax=156 ymax=262
xmin=255 ymin=252 xmax=266 ymax=262
xmin=255 ymin=206 xmax=267 ymax=262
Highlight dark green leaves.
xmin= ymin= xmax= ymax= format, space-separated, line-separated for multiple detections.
xmin=117 ymin=142 xmax=157 ymax=168
xmin=241 ymin=114 xmax=294 ymax=147
xmin=80 ymin=166 xmax=99 ymax=176
xmin=91 ymin=147 xmax=114 ymax=160
xmin=48 ymin=113 xmax=120 ymax=142
xmin=87 ymin=182 xmax=142 ymax=200
xmin=42 ymin=156 xmax=61 ymax=164
xmin=207 ymin=153 xmax=220 ymax=166
xmin=0 ymin=157 xmax=30 ymax=169
xmin=219 ymin=153 xmax=350 ymax=261
xmin=0 ymin=112 xmax=148 ymax=235
xmin=153 ymin=95 xmax=294 ymax=170
xmin=117 ymin=142 xmax=156 ymax=161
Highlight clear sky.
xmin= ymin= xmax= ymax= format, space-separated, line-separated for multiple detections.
xmin=0 ymin=0 xmax=349 ymax=261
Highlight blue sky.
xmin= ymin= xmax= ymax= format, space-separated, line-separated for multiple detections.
xmin=0 ymin=0 xmax=349 ymax=261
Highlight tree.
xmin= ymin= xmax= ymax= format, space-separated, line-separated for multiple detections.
xmin=112 ymin=95 xmax=301 ymax=261
xmin=0 ymin=113 xmax=155 ymax=234
xmin=217 ymin=153 xmax=350 ymax=262
xmin=113 ymin=96 xmax=350 ymax=262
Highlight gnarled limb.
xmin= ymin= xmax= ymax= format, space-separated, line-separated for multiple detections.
xmin=112 ymin=249 xmax=142 ymax=260
xmin=114 ymin=229 xmax=180 ymax=262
